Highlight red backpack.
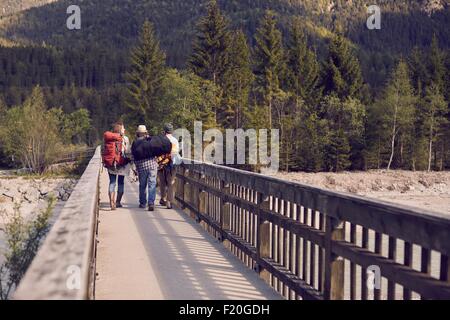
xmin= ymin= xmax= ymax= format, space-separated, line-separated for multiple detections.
xmin=102 ymin=132 xmax=128 ymax=169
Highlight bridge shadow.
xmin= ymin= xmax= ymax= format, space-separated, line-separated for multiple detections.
xmin=126 ymin=182 xmax=280 ymax=300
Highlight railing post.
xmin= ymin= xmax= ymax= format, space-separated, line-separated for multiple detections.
xmin=323 ymin=215 xmax=345 ymax=300
xmin=256 ymin=193 xmax=271 ymax=284
xmin=219 ymin=180 xmax=231 ymax=247
xmin=219 ymin=181 xmax=231 ymax=240
xmin=183 ymin=170 xmax=193 ymax=218
xmin=199 ymin=189 xmax=207 ymax=227
xmin=175 ymin=166 xmax=185 ymax=208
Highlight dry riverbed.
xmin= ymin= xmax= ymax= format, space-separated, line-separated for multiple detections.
xmin=272 ymin=170 xmax=450 ymax=216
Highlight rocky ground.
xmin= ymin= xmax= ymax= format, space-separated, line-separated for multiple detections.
xmin=0 ymin=176 xmax=77 ymax=226
xmin=0 ymin=175 xmax=77 ymax=266
xmin=273 ymin=170 xmax=450 ymax=215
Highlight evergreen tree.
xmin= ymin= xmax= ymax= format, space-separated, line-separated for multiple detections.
xmin=423 ymin=84 xmax=447 ymax=171
xmin=295 ymin=112 xmax=326 ymax=172
xmin=323 ymin=33 xmax=363 ymax=100
xmin=380 ymin=60 xmax=416 ymax=170
xmin=325 ymin=128 xmax=351 ymax=172
xmin=286 ymin=18 xmax=321 ymax=107
xmin=428 ymin=34 xmax=445 ymax=93
xmin=408 ymin=47 xmax=427 ymax=97
xmin=221 ymin=30 xmax=254 ymax=129
xmin=321 ymin=95 xmax=365 ymax=172
xmin=125 ymin=21 xmax=166 ymax=125
xmin=253 ymin=10 xmax=285 ymax=129
xmin=189 ymin=0 xmax=230 ymax=87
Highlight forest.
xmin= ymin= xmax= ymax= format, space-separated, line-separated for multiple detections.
xmin=0 ymin=0 xmax=449 ymax=172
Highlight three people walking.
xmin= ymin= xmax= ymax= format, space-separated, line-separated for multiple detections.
xmin=102 ymin=122 xmax=179 ymax=211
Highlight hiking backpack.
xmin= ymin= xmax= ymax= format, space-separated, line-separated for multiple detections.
xmin=148 ymin=135 xmax=172 ymax=158
xmin=102 ymin=132 xmax=129 ymax=169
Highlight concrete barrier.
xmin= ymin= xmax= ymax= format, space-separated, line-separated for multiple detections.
xmin=14 ymin=147 xmax=101 ymax=300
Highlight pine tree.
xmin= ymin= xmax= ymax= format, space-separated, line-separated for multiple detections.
xmin=295 ymin=112 xmax=326 ymax=172
xmin=323 ymin=33 xmax=363 ymax=100
xmin=286 ymin=18 xmax=321 ymax=107
xmin=125 ymin=21 xmax=166 ymax=124
xmin=380 ymin=60 xmax=416 ymax=170
xmin=321 ymin=95 xmax=365 ymax=172
xmin=325 ymin=128 xmax=351 ymax=172
xmin=423 ymin=84 xmax=447 ymax=171
xmin=253 ymin=10 xmax=285 ymax=129
xmin=428 ymin=34 xmax=445 ymax=93
xmin=221 ymin=30 xmax=254 ymax=129
xmin=408 ymin=47 xmax=427 ymax=97
xmin=189 ymin=0 xmax=230 ymax=87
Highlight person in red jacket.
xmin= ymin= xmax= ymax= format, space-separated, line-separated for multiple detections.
xmin=103 ymin=123 xmax=131 ymax=210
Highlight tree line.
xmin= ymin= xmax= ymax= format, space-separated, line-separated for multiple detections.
xmin=0 ymin=0 xmax=448 ymax=172
xmin=125 ymin=1 xmax=450 ymax=172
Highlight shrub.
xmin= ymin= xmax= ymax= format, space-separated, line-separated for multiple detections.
xmin=0 ymin=197 xmax=55 ymax=300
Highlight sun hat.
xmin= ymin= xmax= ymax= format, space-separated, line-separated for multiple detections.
xmin=136 ymin=125 xmax=148 ymax=134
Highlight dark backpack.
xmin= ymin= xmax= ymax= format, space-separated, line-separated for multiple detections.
xmin=131 ymin=135 xmax=172 ymax=161
xmin=148 ymin=135 xmax=172 ymax=158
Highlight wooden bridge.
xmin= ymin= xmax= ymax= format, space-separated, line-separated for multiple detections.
xmin=14 ymin=147 xmax=450 ymax=300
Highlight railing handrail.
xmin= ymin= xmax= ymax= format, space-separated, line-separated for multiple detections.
xmin=181 ymin=159 xmax=450 ymax=220
xmin=179 ymin=160 xmax=450 ymax=254
xmin=54 ymin=147 xmax=97 ymax=164
xmin=14 ymin=146 xmax=101 ymax=300
xmin=175 ymin=159 xmax=450 ymax=300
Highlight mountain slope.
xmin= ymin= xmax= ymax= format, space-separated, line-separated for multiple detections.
xmin=0 ymin=0 xmax=57 ymax=17
xmin=0 ymin=0 xmax=448 ymax=86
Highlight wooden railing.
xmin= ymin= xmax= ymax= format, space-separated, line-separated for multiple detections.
xmin=54 ymin=147 xmax=97 ymax=164
xmin=14 ymin=147 xmax=101 ymax=300
xmin=174 ymin=161 xmax=450 ymax=300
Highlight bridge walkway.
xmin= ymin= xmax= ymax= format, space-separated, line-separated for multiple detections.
xmin=95 ymin=169 xmax=281 ymax=300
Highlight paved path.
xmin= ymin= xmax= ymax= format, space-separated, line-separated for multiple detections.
xmin=95 ymin=170 xmax=281 ymax=300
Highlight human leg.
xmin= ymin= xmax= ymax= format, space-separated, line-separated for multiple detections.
xmin=147 ymin=169 xmax=157 ymax=210
xmin=138 ymin=171 xmax=149 ymax=208
xmin=166 ymin=168 xmax=175 ymax=209
xmin=108 ymin=173 xmax=117 ymax=210
xmin=116 ymin=175 xmax=125 ymax=208
xmin=158 ymin=169 xmax=167 ymax=205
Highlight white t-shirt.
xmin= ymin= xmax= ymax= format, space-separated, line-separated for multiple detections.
xmin=167 ymin=134 xmax=181 ymax=165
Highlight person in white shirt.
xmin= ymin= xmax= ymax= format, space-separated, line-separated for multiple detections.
xmin=158 ymin=123 xmax=180 ymax=209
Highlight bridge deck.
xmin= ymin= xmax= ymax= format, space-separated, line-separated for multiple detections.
xmin=95 ymin=170 xmax=281 ymax=300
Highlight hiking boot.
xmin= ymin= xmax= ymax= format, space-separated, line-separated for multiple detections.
xmin=116 ymin=192 xmax=124 ymax=208
xmin=148 ymin=204 xmax=155 ymax=212
xmin=109 ymin=192 xmax=116 ymax=211
xmin=166 ymin=201 xmax=172 ymax=209
xmin=159 ymin=199 xmax=167 ymax=206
